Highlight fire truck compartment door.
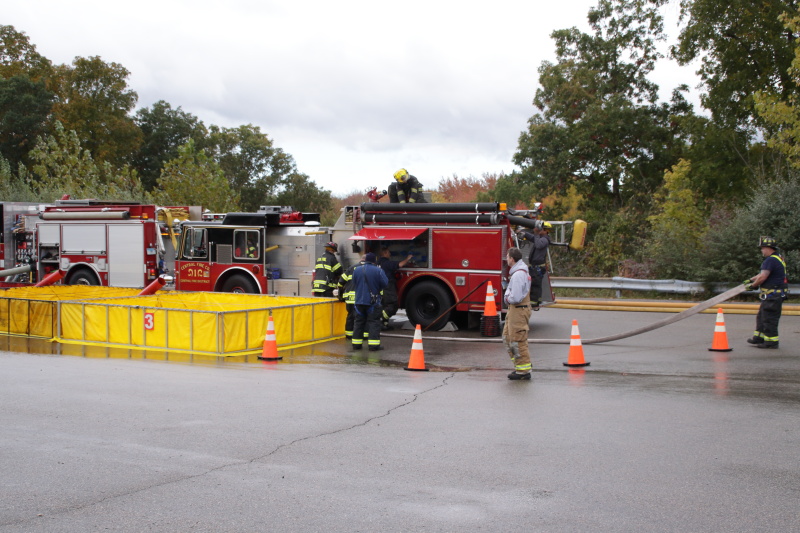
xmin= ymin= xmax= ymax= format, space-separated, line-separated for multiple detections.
xmin=108 ymin=225 xmax=145 ymax=287
xmin=431 ymin=228 xmax=503 ymax=270
xmin=349 ymin=228 xmax=427 ymax=241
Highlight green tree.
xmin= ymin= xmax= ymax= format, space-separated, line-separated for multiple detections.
xmin=697 ymin=175 xmax=800 ymax=283
xmin=51 ymin=56 xmax=142 ymax=167
xmin=0 ymin=25 xmax=53 ymax=81
xmin=207 ymin=124 xmax=330 ymax=212
xmin=24 ymin=121 xmax=147 ymax=202
xmin=133 ymin=100 xmax=208 ymax=191
xmin=645 ymin=159 xmax=708 ymax=278
xmin=514 ymin=0 xmax=677 ymax=210
xmin=153 ymin=140 xmax=239 ymax=212
xmin=673 ymin=0 xmax=797 ymax=131
xmin=0 ymin=75 xmax=54 ymax=173
xmin=274 ymin=172 xmax=332 ymax=213
xmin=753 ymin=9 xmax=800 ymax=171
xmin=0 ymin=155 xmax=35 ymax=201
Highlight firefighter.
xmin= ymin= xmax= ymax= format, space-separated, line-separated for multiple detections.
xmin=517 ymin=220 xmax=552 ymax=310
xmin=388 ymin=168 xmax=426 ymax=203
xmin=312 ymin=242 xmax=342 ymax=297
xmin=246 ymin=236 xmax=258 ymax=258
xmin=351 ymin=252 xmax=389 ymax=351
xmin=377 ymin=246 xmax=413 ymax=330
xmin=746 ymin=236 xmax=789 ymax=349
xmin=503 ymin=247 xmax=532 ymax=380
xmin=337 ymin=255 xmax=365 ymax=339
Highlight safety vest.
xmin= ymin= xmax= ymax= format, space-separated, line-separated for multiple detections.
xmin=761 ymin=254 xmax=789 ymax=298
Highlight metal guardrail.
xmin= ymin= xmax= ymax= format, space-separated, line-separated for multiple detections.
xmin=550 ymin=277 xmax=799 ymax=296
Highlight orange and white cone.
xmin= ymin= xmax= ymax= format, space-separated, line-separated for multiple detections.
xmin=708 ymin=308 xmax=732 ymax=352
xmin=404 ymin=324 xmax=429 ymax=371
xmin=258 ymin=315 xmax=282 ymax=360
xmin=483 ymin=281 xmax=498 ymax=317
xmin=563 ymin=319 xmax=590 ymax=367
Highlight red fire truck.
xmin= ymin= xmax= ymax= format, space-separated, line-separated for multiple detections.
xmin=0 ymin=200 xmax=196 ymax=288
xmin=331 ymin=202 xmax=583 ymax=330
xmin=174 ymin=206 xmax=325 ymax=295
xmin=172 ymin=201 xmax=584 ymax=330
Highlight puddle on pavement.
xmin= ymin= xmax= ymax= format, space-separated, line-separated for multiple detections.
xmin=0 ymin=335 xmax=473 ymax=372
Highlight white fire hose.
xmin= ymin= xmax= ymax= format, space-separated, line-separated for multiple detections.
xmin=384 ymin=284 xmax=747 ymax=344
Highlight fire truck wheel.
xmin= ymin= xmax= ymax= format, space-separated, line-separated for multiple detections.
xmin=405 ymin=280 xmax=453 ymax=331
xmin=66 ymin=267 xmax=99 ymax=286
xmin=221 ymin=274 xmax=259 ymax=294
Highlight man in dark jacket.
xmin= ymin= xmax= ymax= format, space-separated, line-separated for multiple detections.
xmin=388 ymin=168 xmax=426 ymax=203
xmin=312 ymin=242 xmax=341 ymax=297
xmin=517 ymin=221 xmax=552 ymax=309
xmin=378 ymin=246 xmax=413 ymax=330
xmin=337 ymin=255 xmax=365 ymax=339
xmin=352 ymin=252 xmax=389 ymax=351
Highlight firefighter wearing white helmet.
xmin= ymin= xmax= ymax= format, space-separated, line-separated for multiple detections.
xmin=312 ymin=241 xmax=342 ymax=297
xmin=517 ymin=220 xmax=552 ymax=310
xmin=388 ymin=168 xmax=426 ymax=203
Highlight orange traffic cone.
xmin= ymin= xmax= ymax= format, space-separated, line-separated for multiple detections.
xmin=480 ymin=281 xmax=501 ymax=337
xmin=404 ymin=324 xmax=429 ymax=371
xmin=708 ymin=308 xmax=732 ymax=352
xmin=563 ymin=319 xmax=590 ymax=367
xmin=483 ymin=281 xmax=498 ymax=317
xmin=258 ymin=315 xmax=282 ymax=360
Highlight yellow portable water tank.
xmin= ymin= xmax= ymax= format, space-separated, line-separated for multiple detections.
xmin=570 ymin=219 xmax=588 ymax=251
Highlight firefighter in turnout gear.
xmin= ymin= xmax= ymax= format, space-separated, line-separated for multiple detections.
xmin=746 ymin=236 xmax=789 ymax=349
xmin=388 ymin=168 xmax=426 ymax=204
xmin=351 ymin=253 xmax=389 ymax=351
xmin=503 ymin=247 xmax=533 ymax=380
xmin=337 ymin=256 xmax=365 ymax=339
xmin=517 ymin=220 xmax=552 ymax=309
xmin=312 ymin=242 xmax=342 ymax=297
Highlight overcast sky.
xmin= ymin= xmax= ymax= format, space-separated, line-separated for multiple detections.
xmin=6 ymin=0 xmax=699 ymax=197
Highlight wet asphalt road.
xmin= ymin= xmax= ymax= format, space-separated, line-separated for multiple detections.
xmin=1 ymin=307 xmax=799 ymax=532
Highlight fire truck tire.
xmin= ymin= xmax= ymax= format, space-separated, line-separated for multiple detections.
xmin=221 ymin=274 xmax=259 ymax=294
xmin=405 ymin=280 xmax=454 ymax=331
xmin=66 ymin=267 xmax=99 ymax=286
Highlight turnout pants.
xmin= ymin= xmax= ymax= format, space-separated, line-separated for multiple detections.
xmin=381 ymin=283 xmax=399 ymax=324
xmin=528 ymin=265 xmax=545 ymax=305
xmin=353 ymin=304 xmax=383 ymax=349
xmin=503 ymin=304 xmax=532 ymax=373
xmin=755 ymin=297 xmax=783 ymax=344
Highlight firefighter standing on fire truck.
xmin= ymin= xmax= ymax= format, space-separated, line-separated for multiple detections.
xmin=312 ymin=242 xmax=342 ymax=297
xmin=746 ymin=236 xmax=789 ymax=349
xmin=388 ymin=169 xmax=426 ymax=203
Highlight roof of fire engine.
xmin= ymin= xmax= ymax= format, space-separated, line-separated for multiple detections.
xmin=349 ymin=227 xmax=427 ymax=241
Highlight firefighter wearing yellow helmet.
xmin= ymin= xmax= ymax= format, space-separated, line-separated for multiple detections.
xmin=388 ymin=168 xmax=426 ymax=203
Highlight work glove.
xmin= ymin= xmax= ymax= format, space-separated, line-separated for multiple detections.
xmin=743 ymin=280 xmax=754 ymax=291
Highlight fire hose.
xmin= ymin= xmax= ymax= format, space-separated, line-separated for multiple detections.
xmin=383 ymin=284 xmax=748 ymax=344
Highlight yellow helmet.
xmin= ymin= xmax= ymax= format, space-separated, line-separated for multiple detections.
xmin=542 ymin=221 xmax=553 ymax=230
xmin=393 ymin=168 xmax=409 ymax=182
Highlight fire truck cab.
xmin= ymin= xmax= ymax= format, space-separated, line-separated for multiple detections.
xmin=174 ymin=206 xmax=326 ymax=295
